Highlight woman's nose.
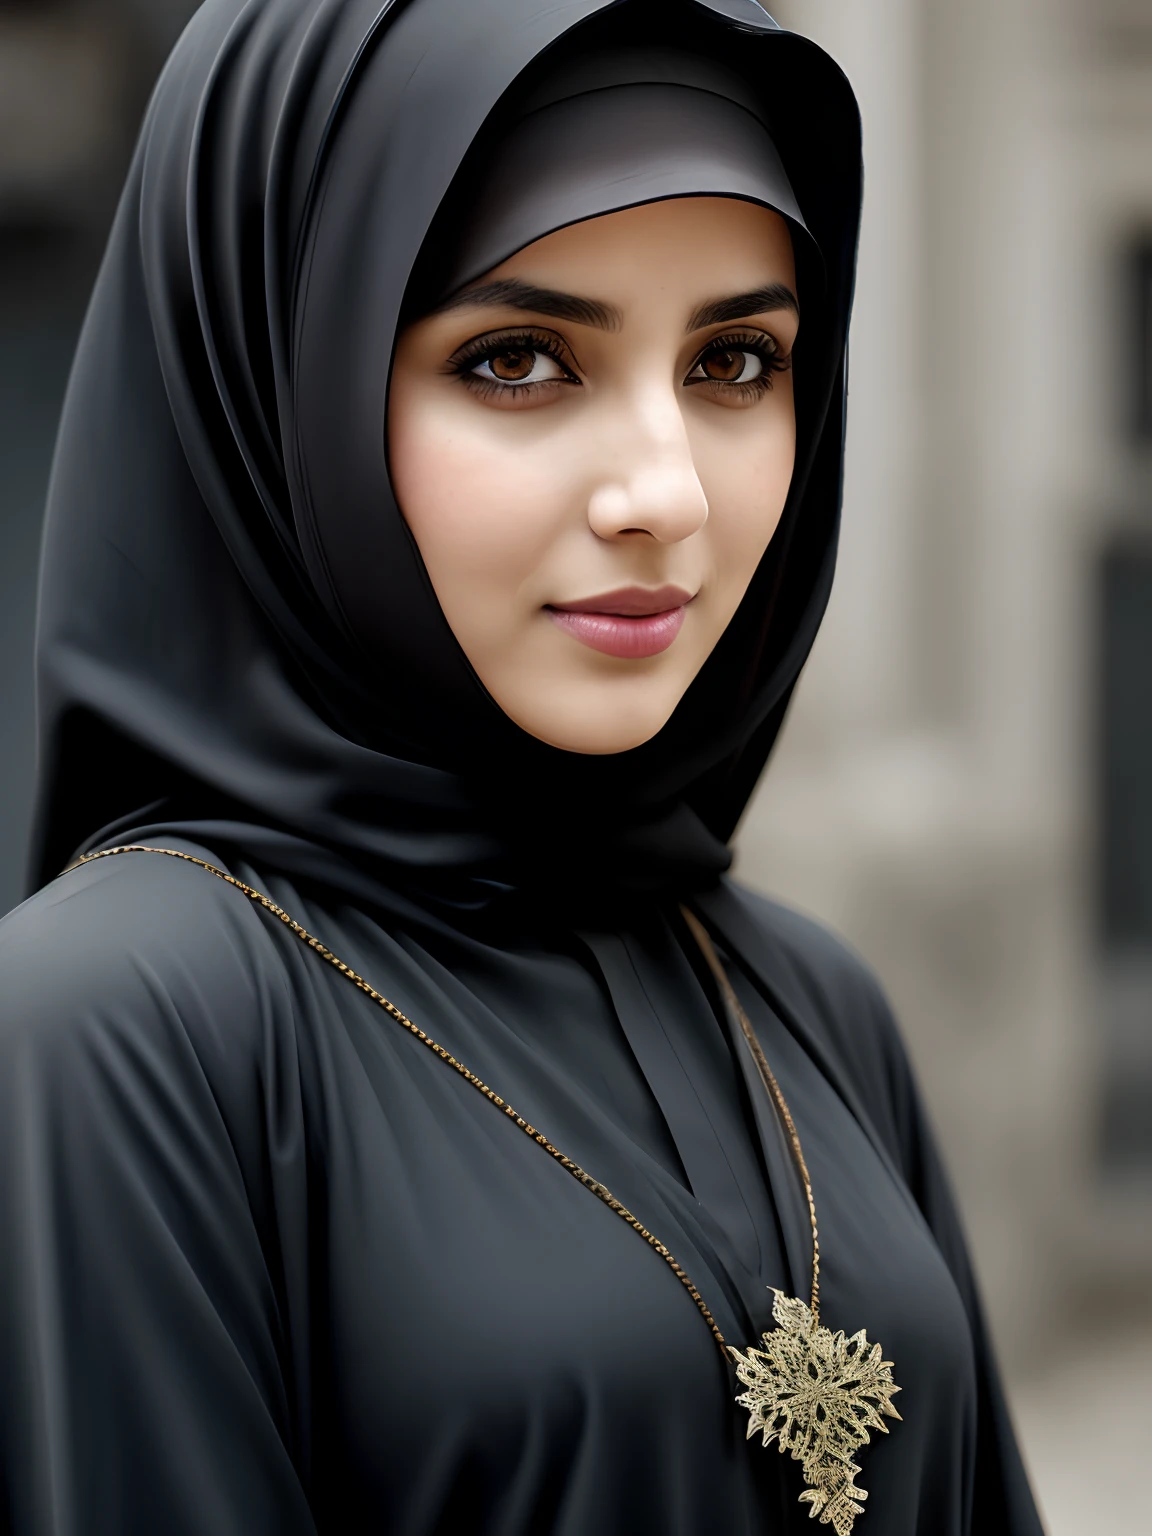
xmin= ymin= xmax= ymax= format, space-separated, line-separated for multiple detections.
xmin=586 ymin=397 xmax=709 ymax=544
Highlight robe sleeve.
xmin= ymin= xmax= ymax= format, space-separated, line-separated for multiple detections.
xmin=0 ymin=855 xmax=319 ymax=1536
xmin=878 ymin=1020 xmax=1047 ymax=1536
xmin=792 ymin=914 xmax=1046 ymax=1534
xmin=719 ymin=884 xmax=1046 ymax=1536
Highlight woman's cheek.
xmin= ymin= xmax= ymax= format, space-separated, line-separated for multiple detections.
xmin=698 ymin=446 xmax=793 ymax=598
xmin=395 ymin=406 xmax=567 ymax=584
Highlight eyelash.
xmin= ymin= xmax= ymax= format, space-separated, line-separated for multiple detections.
xmin=446 ymin=329 xmax=579 ymax=399
xmin=687 ymin=329 xmax=792 ymax=398
xmin=444 ymin=326 xmax=792 ymax=400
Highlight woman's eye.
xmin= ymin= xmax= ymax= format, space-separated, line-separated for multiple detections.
xmin=690 ymin=347 xmax=765 ymax=385
xmin=471 ymin=348 xmax=567 ymax=386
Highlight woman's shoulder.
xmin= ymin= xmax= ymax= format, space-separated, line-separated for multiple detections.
xmin=728 ymin=881 xmax=896 ymax=1030
xmin=0 ymin=845 xmax=290 ymax=1077
xmin=721 ymin=881 xmax=916 ymax=1146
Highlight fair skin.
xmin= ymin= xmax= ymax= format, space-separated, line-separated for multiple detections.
xmin=389 ymin=195 xmax=798 ymax=754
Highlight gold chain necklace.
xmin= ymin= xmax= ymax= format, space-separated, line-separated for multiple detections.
xmin=72 ymin=846 xmax=901 ymax=1532
xmin=680 ymin=910 xmax=902 ymax=1532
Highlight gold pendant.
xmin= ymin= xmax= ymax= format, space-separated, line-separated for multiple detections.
xmin=729 ymin=1290 xmax=902 ymax=1534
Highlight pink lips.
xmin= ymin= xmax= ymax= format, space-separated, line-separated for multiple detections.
xmin=546 ymin=585 xmax=694 ymax=659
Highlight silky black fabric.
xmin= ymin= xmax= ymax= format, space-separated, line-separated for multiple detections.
xmin=436 ymin=79 xmax=808 ymax=301
xmin=0 ymin=846 xmax=1041 ymax=1535
xmin=0 ymin=1 xmax=1043 ymax=1533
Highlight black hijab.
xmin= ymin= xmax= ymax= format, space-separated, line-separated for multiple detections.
xmin=30 ymin=0 xmax=862 ymax=906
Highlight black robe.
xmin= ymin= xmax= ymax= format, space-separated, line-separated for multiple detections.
xmin=0 ymin=839 xmax=1040 ymax=1535
xmin=0 ymin=1 xmax=1044 ymax=1532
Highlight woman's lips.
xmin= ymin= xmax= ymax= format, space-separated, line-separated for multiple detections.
xmin=546 ymin=585 xmax=694 ymax=660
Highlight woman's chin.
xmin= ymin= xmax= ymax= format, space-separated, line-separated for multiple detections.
xmin=499 ymin=692 xmax=681 ymax=756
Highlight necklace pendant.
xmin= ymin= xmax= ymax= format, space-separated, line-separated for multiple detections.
xmin=729 ymin=1290 xmax=902 ymax=1535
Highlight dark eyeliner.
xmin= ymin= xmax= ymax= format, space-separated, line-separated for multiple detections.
xmin=687 ymin=329 xmax=792 ymax=393
xmin=444 ymin=328 xmax=580 ymax=382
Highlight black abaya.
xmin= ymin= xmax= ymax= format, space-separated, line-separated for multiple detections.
xmin=0 ymin=842 xmax=1037 ymax=1534
xmin=0 ymin=1 xmax=1044 ymax=1532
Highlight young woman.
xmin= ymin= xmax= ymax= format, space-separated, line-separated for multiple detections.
xmin=0 ymin=1 xmax=1043 ymax=1532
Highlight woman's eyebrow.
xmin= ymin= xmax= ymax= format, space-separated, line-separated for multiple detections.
xmin=687 ymin=283 xmax=799 ymax=331
xmin=435 ymin=278 xmax=622 ymax=331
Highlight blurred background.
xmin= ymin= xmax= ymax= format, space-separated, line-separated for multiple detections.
xmin=0 ymin=1 xmax=1149 ymax=1529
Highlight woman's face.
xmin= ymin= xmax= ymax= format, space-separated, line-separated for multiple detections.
xmin=389 ymin=196 xmax=798 ymax=755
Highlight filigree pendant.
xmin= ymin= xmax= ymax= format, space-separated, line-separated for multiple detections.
xmin=729 ymin=1290 xmax=902 ymax=1535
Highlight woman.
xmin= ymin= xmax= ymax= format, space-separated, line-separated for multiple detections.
xmin=0 ymin=1 xmax=1043 ymax=1532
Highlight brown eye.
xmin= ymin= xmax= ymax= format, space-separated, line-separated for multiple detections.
xmin=695 ymin=348 xmax=764 ymax=385
xmin=703 ymin=349 xmax=747 ymax=382
xmin=490 ymin=349 xmax=535 ymax=382
xmin=684 ymin=330 xmax=786 ymax=396
xmin=468 ymin=346 xmax=569 ymax=388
